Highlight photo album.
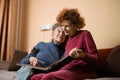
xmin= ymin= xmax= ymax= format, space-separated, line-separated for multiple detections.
xmin=17 ymin=55 xmax=73 ymax=72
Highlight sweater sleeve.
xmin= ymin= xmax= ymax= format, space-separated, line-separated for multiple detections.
xmin=20 ymin=49 xmax=38 ymax=64
xmin=20 ymin=54 xmax=32 ymax=64
xmin=83 ymin=30 xmax=100 ymax=66
xmin=20 ymin=43 xmax=41 ymax=64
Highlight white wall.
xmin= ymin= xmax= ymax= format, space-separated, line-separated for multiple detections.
xmin=21 ymin=0 xmax=120 ymax=51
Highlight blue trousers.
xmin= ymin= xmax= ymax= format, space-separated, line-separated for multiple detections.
xmin=15 ymin=66 xmax=33 ymax=80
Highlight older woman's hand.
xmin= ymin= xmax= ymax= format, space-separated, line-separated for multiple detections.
xmin=29 ymin=57 xmax=40 ymax=66
xmin=69 ymin=48 xmax=85 ymax=59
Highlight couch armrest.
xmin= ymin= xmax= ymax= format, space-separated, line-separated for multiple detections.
xmin=98 ymin=48 xmax=113 ymax=64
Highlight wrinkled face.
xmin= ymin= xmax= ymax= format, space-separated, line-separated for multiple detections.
xmin=53 ymin=27 xmax=66 ymax=44
xmin=61 ymin=20 xmax=77 ymax=37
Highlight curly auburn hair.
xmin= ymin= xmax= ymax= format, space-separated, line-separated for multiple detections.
xmin=56 ymin=8 xmax=86 ymax=29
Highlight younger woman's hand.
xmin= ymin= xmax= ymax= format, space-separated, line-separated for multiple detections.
xmin=69 ymin=48 xmax=85 ymax=59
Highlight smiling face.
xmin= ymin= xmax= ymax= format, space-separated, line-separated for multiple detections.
xmin=52 ymin=27 xmax=66 ymax=45
xmin=61 ymin=20 xmax=78 ymax=37
xmin=56 ymin=8 xmax=85 ymax=37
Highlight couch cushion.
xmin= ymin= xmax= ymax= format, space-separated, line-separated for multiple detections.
xmin=106 ymin=45 xmax=120 ymax=77
xmin=8 ymin=50 xmax=27 ymax=71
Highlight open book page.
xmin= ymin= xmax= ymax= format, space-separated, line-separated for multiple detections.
xmin=16 ymin=63 xmax=49 ymax=71
xmin=16 ymin=55 xmax=72 ymax=72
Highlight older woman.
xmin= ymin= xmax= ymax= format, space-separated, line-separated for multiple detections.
xmin=15 ymin=23 xmax=66 ymax=80
xmin=30 ymin=8 xmax=100 ymax=80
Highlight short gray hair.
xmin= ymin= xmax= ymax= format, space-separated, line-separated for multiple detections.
xmin=52 ymin=23 xmax=61 ymax=31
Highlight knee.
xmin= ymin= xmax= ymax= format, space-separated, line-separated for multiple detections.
xmin=41 ymin=74 xmax=56 ymax=80
xmin=30 ymin=73 xmax=56 ymax=80
xmin=30 ymin=75 xmax=38 ymax=80
xmin=30 ymin=74 xmax=43 ymax=80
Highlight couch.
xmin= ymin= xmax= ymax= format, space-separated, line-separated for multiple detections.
xmin=96 ymin=45 xmax=120 ymax=79
xmin=0 ymin=45 xmax=120 ymax=80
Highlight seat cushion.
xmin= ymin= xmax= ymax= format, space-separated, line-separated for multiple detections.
xmin=8 ymin=50 xmax=27 ymax=71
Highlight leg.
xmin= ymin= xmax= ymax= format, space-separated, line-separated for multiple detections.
xmin=31 ymin=70 xmax=75 ymax=80
xmin=31 ymin=69 xmax=97 ymax=80
xmin=30 ymin=74 xmax=45 ymax=80
xmin=15 ymin=66 xmax=33 ymax=80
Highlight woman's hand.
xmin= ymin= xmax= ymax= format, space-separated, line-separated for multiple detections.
xmin=29 ymin=57 xmax=40 ymax=66
xmin=69 ymin=48 xmax=85 ymax=59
